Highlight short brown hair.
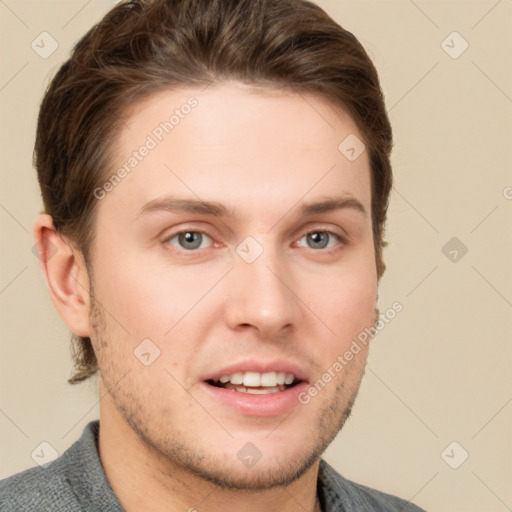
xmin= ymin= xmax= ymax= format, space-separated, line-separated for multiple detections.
xmin=35 ymin=0 xmax=393 ymax=384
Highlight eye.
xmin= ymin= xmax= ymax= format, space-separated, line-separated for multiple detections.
xmin=296 ymin=230 xmax=342 ymax=250
xmin=163 ymin=228 xmax=344 ymax=253
xmin=165 ymin=231 xmax=213 ymax=251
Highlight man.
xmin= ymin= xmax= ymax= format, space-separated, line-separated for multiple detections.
xmin=1 ymin=0 xmax=426 ymax=510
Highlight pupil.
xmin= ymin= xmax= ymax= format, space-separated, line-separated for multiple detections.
xmin=308 ymin=232 xmax=328 ymax=249
xmin=180 ymin=232 xmax=201 ymax=249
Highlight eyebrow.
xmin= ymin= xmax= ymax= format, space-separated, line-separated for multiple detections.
xmin=135 ymin=195 xmax=367 ymax=220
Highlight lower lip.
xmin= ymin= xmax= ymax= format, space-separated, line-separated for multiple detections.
xmin=199 ymin=381 xmax=309 ymax=417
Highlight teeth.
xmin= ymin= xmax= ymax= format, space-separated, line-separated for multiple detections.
xmin=229 ymin=372 xmax=244 ymax=385
xmin=239 ymin=385 xmax=286 ymax=394
xmin=284 ymin=373 xmax=294 ymax=385
xmin=261 ymin=372 xmax=277 ymax=386
xmin=215 ymin=371 xmax=297 ymax=387
xmin=243 ymin=372 xmax=261 ymax=387
xmin=231 ymin=384 xmax=288 ymax=394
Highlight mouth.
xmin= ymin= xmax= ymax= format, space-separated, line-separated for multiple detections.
xmin=200 ymin=366 xmax=309 ymax=416
xmin=205 ymin=371 xmax=302 ymax=395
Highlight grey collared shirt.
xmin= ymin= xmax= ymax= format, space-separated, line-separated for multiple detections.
xmin=1 ymin=420 xmax=426 ymax=511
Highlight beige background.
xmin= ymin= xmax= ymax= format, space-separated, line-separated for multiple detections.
xmin=1 ymin=1 xmax=511 ymax=510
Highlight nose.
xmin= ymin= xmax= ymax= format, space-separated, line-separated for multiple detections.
xmin=224 ymin=243 xmax=301 ymax=339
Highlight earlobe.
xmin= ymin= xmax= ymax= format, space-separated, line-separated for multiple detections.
xmin=33 ymin=214 xmax=92 ymax=337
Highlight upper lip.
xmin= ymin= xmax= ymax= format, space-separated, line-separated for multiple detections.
xmin=202 ymin=358 xmax=309 ymax=383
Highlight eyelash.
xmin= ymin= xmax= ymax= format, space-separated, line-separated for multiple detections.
xmin=162 ymin=228 xmax=347 ymax=254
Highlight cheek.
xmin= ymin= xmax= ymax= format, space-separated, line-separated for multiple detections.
xmin=327 ymin=281 xmax=376 ymax=340
xmin=90 ymin=243 xmax=165 ymax=337
xmin=334 ymin=267 xmax=376 ymax=318
xmin=303 ymin=252 xmax=377 ymax=349
xmin=91 ymin=244 xmax=218 ymax=341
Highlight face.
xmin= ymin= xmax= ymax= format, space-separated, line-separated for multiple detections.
xmin=87 ymin=82 xmax=378 ymax=490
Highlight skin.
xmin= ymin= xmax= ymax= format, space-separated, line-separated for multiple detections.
xmin=35 ymin=81 xmax=378 ymax=512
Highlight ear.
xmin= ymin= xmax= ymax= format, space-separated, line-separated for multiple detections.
xmin=33 ymin=214 xmax=92 ymax=337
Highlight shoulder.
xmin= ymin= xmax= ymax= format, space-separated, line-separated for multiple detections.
xmin=318 ymin=458 xmax=427 ymax=512
xmin=0 ymin=420 xmax=123 ymax=512
xmin=0 ymin=447 xmax=80 ymax=511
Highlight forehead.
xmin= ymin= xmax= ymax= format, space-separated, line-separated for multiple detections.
xmin=120 ymin=81 xmax=364 ymax=153
xmin=104 ymin=81 xmax=371 ymax=222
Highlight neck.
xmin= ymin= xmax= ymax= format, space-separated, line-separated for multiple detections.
xmin=98 ymin=399 xmax=322 ymax=512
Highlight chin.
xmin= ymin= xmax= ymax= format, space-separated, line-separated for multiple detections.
xmin=183 ymin=449 xmax=321 ymax=491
